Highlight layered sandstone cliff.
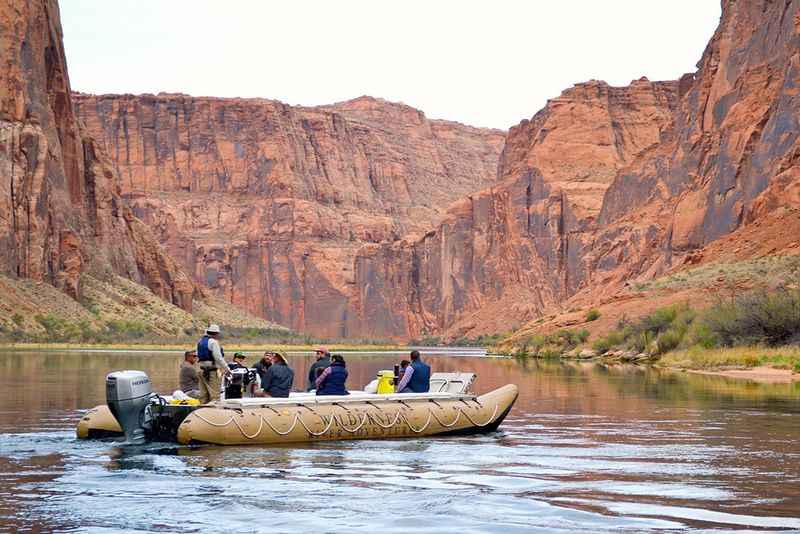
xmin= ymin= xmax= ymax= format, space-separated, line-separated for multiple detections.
xmin=350 ymin=0 xmax=800 ymax=339
xmin=351 ymin=79 xmax=680 ymax=337
xmin=73 ymin=92 xmax=505 ymax=337
xmin=18 ymin=0 xmax=796 ymax=342
xmin=0 ymin=0 xmax=195 ymax=309
xmin=591 ymin=0 xmax=800 ymax=285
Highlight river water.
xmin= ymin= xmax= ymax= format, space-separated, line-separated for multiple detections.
xmin=1 ymin=351 xmax=799 ymax=533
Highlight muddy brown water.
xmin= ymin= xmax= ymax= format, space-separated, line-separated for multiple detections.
xmin=1 ymin=351 xmax=799 ymax=533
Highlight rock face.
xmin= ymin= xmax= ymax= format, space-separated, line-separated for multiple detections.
xmin=0 ymin=0 xmax=196 ymax=309
xmin=351 ymin=79 xmax=680 ymax=338
xmin=14 ymin=0 xmax=796 ymax=341
xmin=593 ymin=0 xmax=800 ymax=281
xmin=350 ymin=0 xmax=800 ymax=339
xmin=73 ymin=93 xmax=505 ymax=337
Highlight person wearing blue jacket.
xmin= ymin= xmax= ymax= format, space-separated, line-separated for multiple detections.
xmin=315 ymin=354 xmax=349 ymax=395
xmin=396 ymin=350 xmax=431 ymax=393
xmin=196 ymin=324 xmax=231 ymax=403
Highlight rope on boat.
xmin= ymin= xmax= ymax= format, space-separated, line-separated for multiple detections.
xmin=366 ymin=410 xmax=403 ymax=429
xmin=189 ymin=401 xmax=500 ymax=440
xmin=294 ymin=412 xmax=337 ymax=436
xmin=333 ymin=412 xmax=370 ymax=433
xmin=232 ymin=413 xmax=265 ymax=439
xmin=401 ymin=409 xmax=434 ymax=433
xmin=460 ymin=403 xmax=499 ymax=427
xmin=429 ymin=408 xmax=461 ymax=428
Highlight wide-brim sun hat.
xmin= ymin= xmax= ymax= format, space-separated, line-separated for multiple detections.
xmin=206 ymin=324 xmax=221 ymax=334
xmin=271 ymin=351 xmax=289 ymax=365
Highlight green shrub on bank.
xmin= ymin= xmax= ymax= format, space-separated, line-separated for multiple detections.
xmin=592 ymin=304 xmax=694 ymax=356
xmin=585 ymin=309 xmax=601 ymax=322
xmin=591 ymin=285 xmax=800 ymax=358
xmin=703 ymin=289 xmax=800 ymax=347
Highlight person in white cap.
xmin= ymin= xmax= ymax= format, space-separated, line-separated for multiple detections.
xmin=196 ymin=324 xmax=230 ymax=403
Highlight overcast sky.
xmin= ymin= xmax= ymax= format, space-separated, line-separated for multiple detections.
xmin=60 ymin=1 xmax=721 ymax=130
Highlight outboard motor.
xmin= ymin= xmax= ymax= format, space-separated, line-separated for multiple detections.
xmin=106 ymin=370 xmax=153 ymax=444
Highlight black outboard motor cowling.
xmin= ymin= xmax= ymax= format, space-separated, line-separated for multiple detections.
xmin=106 ymin=370 xmax=153 ymax=444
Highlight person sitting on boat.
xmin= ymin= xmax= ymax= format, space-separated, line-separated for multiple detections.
xmin=196 ymin=324 xmax=231 ymax=403
xmin=253 ymin=351 xmax=272 ymax=386
xmin=397 ymin=359 xmax=410 ymax=382
xmin=396 ymin=350 xmax=431 ymax=393
xmin=315 ymin=354 xmax=349 ymax=395
xmin=179 ymin=350 xmax=200 ymax=398
xmin=224 ymin=352 xmax=248 ymax=399
xmin=307 ymin=346 xmax=332 ymax=391
xmin=255 ymin=351 xmax=294 ymax=398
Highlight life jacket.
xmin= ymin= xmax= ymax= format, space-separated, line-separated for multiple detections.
xmin=316 ymin=361 xmax=349 ymax=396
xmin=408 ymin=359 xmax=431 ymax=393
xmin=197 ymin=335 xmax=224 ymax=364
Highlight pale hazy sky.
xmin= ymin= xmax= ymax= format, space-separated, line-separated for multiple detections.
xmin=60 ymin=1 xmax=721 ymax=129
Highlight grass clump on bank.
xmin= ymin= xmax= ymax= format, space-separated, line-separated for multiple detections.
xmin=661 ymin=346 xmax=800 ymax=372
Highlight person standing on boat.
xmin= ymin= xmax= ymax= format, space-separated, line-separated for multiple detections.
xmin=255 ymin=351 xmax=294 ymax=398
xmin=196 ymin=324 xmax=231 ymax=403
xmin=307 ymin=346 xmax=331 ymax=391
xmin=315 ymin=354 xmax=349 ymax=395
xmin=396 ymin=350 xmax=431 ymax=393
xmin=179 ymin=350 xmax=200 ymax=398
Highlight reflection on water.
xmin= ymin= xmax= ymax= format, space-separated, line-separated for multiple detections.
xmin=1 ymin=351 xmax=799 ymax=532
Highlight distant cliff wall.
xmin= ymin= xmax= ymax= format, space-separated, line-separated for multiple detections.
xmin=74 ymin=93 xmax=505 ymax=336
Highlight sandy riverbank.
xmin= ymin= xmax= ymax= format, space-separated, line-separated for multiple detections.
xmin=683 ymin=366 xmax=799 ymax=383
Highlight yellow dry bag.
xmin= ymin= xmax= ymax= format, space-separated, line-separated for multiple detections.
xmin=376 ymin=370 xmax=396 ymax=394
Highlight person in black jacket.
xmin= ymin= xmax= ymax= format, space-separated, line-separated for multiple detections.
xmin=307 ymin=347 xmax=331 ymax=391
xmin=255 ymin=351 xmax=294 ymax=398
xmin=224 ymin=352 xmax=248 ymax=399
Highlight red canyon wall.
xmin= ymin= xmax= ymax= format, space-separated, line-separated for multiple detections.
xmin=22 ymin=0 xmax=797 ymax=341
xmin=351 ymin=79 xmax=681 ymax=338
xmin=0 ymin=0 xmax=195 ymax=308
xmin=73 ymin=93 xmax=504 ymax=337
xmin=352 ymin=0 xmax=800 ymax=339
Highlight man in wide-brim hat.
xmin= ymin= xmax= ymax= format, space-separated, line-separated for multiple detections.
xmin=255 ymin=350 xmax=294 ymax=398
xmin=195 ymin=324 xmax=231 ymax=403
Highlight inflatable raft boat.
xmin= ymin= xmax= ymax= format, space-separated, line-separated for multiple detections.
xmin=77 ymin=371 xmax=518 ymax=446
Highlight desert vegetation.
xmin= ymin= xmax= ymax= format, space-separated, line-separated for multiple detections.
xmin=591 ymin=284 xmax=800 ymax=370
xmin=501 ymin=274 xmax=800 ymax=372
xmin=504 ymin=328 xmax=591 ymax=358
